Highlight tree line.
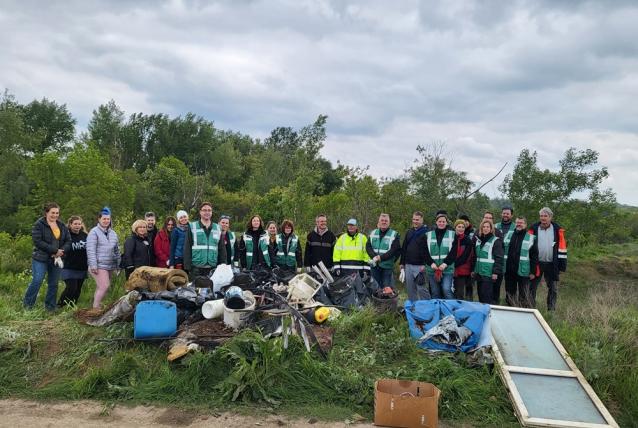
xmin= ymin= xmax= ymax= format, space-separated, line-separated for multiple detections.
xmin=1 ymin=89 xmax=636 ymax=247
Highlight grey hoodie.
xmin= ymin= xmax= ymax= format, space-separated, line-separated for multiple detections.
xmin=86 ymin=225 xmax=121 ymax=270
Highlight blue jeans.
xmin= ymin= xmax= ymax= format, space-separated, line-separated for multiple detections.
xmin=428 ymin=272 xmax=454 ymax=299
xmin=23 ymin=259 xmax=61 ymax=310
xmin=371 ymin=266 xmax=394 ymax=289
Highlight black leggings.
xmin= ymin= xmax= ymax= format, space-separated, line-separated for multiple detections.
xmin=58 ymin=278 xmax=86 ymax=306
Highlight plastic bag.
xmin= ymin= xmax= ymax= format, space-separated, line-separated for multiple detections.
xmin=212 ymin=264 xmax=233 ymax=293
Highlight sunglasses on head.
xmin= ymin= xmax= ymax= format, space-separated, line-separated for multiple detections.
xmin=220 ymin=215 xmax=231 ymax=220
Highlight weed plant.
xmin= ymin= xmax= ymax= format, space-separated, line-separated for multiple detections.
xmin=0 ymin=235 xmax=636 ymax=425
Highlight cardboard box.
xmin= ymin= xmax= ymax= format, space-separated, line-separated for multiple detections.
xmin=374 ymin=379 xmax=441 ymax=428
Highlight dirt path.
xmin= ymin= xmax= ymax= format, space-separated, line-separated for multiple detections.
xmin=0 ymin=399 xmax=377 ymax=427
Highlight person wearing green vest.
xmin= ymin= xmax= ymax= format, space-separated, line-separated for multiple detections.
xmin=238 ymin=215 xmax=271 ymax=270
xmin=483 ymin=210 xmax=504 ymax=304
xmin=366 ymin=213 xmax=401 ymax=289
xmin=219 ymin=215 xmax=239 ymax=269
xmin=495 ymin=205 xmax=514 ymax=235
xmin=424 ymin=212 xmax=459 ymax=299
xmin=275 ymin=219 xmax=303 ymax=272
xmin=333 ymin=218 xmax=370 ymax=277
xmin=503 ymin=216 xmax=538 ymax=308
xmin=472 ymin=219 xmax=504 ymax=304
xmin=183 ymin=202 xmax=227 ymax=280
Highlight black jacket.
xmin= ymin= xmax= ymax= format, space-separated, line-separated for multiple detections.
xmin=400 ymin=226 xmax=428 ymax=266
xmin=506 ymin=228 xmax=539 ymax=277
xmin=147 ymin=226 xmax=158 ymax=266
xmin=304 ymin=229 xmax=336 ymax=268
xmin=63 ymin=231 xmax=88 ymax=271
xmin=122 ymin=233 xmax=152 ymax=273
xmin=31 ymin=217 xmax=71 ymax=263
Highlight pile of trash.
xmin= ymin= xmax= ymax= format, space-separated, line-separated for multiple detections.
xmin=76 ymin=263 xmax=391 ymax=361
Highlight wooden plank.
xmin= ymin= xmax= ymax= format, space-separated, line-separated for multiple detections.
xmin=504 ymin=365 xmax=576 ymax=378
xmin=491 ymin=307 xmax=619 ymax=428
xmin=491 ymin=337 xmax=531 ymax=422
xmin=525 ymin=417 xmax=615 ymax=428
xmin=530 ymin=311 xmax=619 ymax=427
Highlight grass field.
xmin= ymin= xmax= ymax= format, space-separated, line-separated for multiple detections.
xmin=0 ymin=236 xmax=636 ymax=426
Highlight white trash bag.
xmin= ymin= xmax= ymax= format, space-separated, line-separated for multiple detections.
xmin=211 ymin=264 xmax=234 ymax=293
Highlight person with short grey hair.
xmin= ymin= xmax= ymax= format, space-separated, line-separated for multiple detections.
xmin=529 ymin=207 xmax=567 ymax=311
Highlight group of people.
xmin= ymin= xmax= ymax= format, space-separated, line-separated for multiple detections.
xmin=23 ymin=201 xmax=567 ymax=312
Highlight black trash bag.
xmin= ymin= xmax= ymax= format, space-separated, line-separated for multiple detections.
xmin=174 ymin=286 xmax=198 ymax=309
xmin=192 ymin=275 xmax=213 ymax=290
xmin=271 ymin=266 xmax=296 ymax=284
xmin=249 ymin=267 xmax=273 ymax=285
xmin=176 ymin=307 xmax=195 ymax=326
xmin=326 ymin=274 xmax=361 ymax=310
xmin=313 ymin=284 xmax=334 ymax=306
xmin=232 ymin=272 xmax=253 ymax=289
xmin=352 ymin=274 xmax=376 ymax=306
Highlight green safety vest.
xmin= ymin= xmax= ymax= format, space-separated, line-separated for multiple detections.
xmin=369 ymin=228 xmax=398 ymax=269
xmin=503 ymin=230 xmax=534 ymax=277
xmin=474 ymin=235 xmax=499 ymax=277
xmin=425 ymin=229 xmax=455 ymax=274
xmin=276 ymin=233 xmax=299 ymax=268
xmin=228 ymin=231 xmax=237 ymax=265
xmin=244 ymin=232 xmax=270 ymax=269
xmin=189 ymin=221 xmax=221 ymax=268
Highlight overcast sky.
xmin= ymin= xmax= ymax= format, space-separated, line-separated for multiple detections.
xmin=2 ymin=0 xmax=637 ymax=204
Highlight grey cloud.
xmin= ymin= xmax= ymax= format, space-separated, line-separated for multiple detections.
xmin=1 ymin=0 xmax=638 ymax=203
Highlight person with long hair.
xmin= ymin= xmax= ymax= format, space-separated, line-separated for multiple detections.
xmin=58 ymin=215 xmax=88 ymax=307
xmin=238 ymin=215 xmax=270 ymax=269
xmin=86 ymin=207 xmax=120 ymax=308
xmin=266 ymin=220 xmax=279 ymax=267
xmin=122 ymin=219 xmax=152 ymax=279
xmin=276 ymin=219 xmax=302 ymax=271
xmin=154 ymin=216 xmax=175 ymax=267
xmin=23 ymin=202 xmax=71 ymax=311
xmin=472 ymin=219 xmax=504 ymax=304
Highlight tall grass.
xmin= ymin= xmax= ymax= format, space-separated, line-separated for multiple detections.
xmin=0 ymin=235 xmax=636 ymax=425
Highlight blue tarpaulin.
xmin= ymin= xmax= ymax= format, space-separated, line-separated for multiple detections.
xmin=404 ymin=299 xmax=490 ymax=352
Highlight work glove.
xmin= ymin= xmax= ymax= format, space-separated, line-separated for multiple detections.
xmin=296 ymin=267 xmax=303 ymax=274
xmin=399 ymin=268 xmax=405 ymax=283
xmin=53 ymin=256 xmax=64 ymax=269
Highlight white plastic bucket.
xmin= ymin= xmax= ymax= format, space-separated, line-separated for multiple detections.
xmin=223 ymin=292 xmax=256 ymax=330
xmin=202 ymin=299 xmax=225 ymax=319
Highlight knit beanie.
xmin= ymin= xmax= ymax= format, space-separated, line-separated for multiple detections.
xmin=176 ymin=210 xmax=188 ymax=219
xmin=454 ymin=219 xmax=466 ymax=228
